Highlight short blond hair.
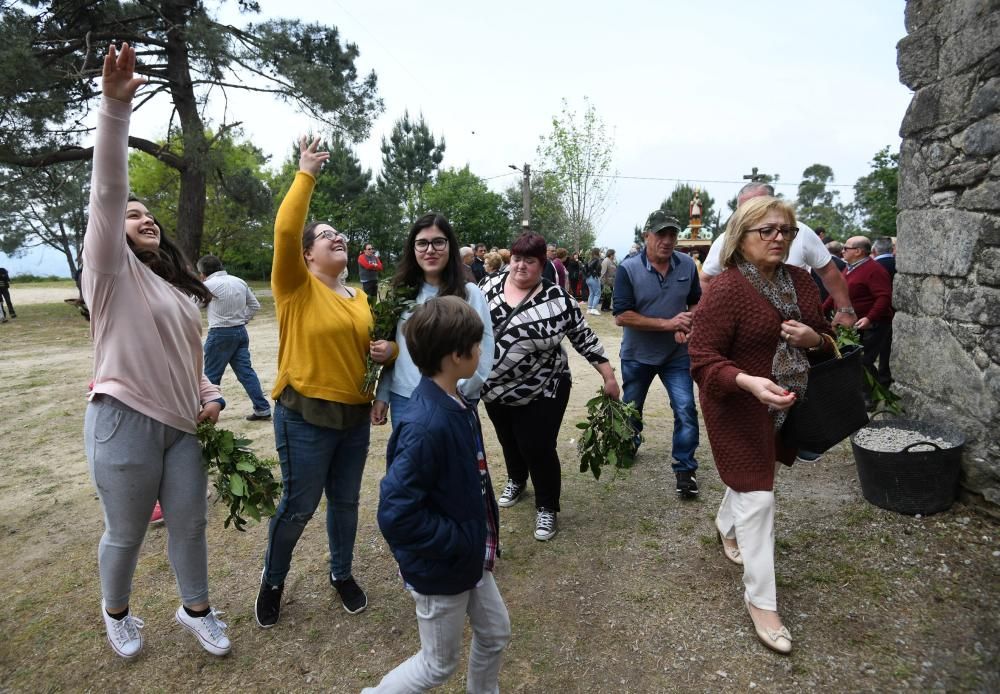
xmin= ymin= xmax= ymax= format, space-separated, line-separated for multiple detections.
xmin=718 ymin=196 xmax=796 ymax=268
xmin=484 ymin=251 xmax=502 ymax=273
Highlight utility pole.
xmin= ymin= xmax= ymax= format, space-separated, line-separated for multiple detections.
xmin=509 ymin=163 xmax=532 ymax=230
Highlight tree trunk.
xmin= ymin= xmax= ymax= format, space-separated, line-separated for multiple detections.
xmin=163 ymin=0 xmax=208 ymax=264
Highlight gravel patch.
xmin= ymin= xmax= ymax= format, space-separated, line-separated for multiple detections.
xmin=854 ymin=425 xmax=959 ymax=453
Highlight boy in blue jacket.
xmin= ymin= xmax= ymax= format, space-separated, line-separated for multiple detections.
xmin=367 ymin=296 xmax=510 ymax=693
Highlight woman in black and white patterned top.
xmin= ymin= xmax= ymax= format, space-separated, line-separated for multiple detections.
xmin=481 ymin=232 xmax=620 ymax=542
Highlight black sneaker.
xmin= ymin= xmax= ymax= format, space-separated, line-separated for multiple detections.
xmin=675 ymin=471 xmax=699 ymax=499
xmin=330 ymin=574 xmax=368 ymax=614
xmin=498 ymin=479 xmax=526 ymax=508
xmin=245 ymin=412 xmax=272 ymax=421
xmin=255 ymin=570 xmax=284 ymax=628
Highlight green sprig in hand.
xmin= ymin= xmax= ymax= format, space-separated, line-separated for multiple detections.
xmin=576 ymin=388 xmax=643 ymax=480
xmin=834 ymin=325 xmax=903 ymax=415
xmin=198 ymin=421 xmax=282 ymax=531
xmin=361 ymin=284 xmax=417 ymax=395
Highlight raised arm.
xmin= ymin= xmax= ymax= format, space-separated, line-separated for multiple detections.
xmin=83 ymin=43 xmax=146 ymax=276
xmin=271 ymin=137 xmax=330 ymax=298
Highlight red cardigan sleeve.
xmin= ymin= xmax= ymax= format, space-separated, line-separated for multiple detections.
xmin=865 ymin=262 xmax=894 ymax=323
xmin=358 ymin=254 xmax=383 ymax=271
xmin=689 ymin=274 xmax=748 ymax=398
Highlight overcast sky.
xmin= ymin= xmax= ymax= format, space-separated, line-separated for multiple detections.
xmin=4 ymin=0 xmax=913 ymax=276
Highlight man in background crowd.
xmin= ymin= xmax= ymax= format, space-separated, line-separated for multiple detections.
xmin=358 ymin=243 xmax=383 ymax=298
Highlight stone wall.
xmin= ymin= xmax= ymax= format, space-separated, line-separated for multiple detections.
xmin=895 ymin=0 xmax=1000 ymax=508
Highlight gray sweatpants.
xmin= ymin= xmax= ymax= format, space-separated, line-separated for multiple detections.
xmin=84 ymin=396 xmax=209 ymax=610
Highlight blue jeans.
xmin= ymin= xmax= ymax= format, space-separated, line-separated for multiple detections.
xmin=621 ymin=356 xmax=699 ymax=472
xmin=203 ymin=325 xmax=270 ymax=415
xmin=586 ymin=277 xmax=602 ymax=309
xmin=263 ymin=403 xmax=371 ymax=585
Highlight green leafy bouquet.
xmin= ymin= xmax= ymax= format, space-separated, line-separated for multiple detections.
xmin=576 ymin=389 xmax=643 ymax=480
xmin=198 ymin=421 xmax=282 ymax=531
xmin=834 ymin=325 xmax=903 ymax=414
xmin=361 ymin=284 xmax=417 ymax=395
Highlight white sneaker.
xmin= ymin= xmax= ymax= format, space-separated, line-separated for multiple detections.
xmin=102 ymin=601 xmax=144 ymax=659
xmin=175 ymin=605 xmax=231 ymax=656
xmin=534 ymin=508 xmax=558 ymax=541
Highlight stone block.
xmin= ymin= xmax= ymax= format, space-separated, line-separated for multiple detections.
xmin=902 ymin=75 xmax=975 ymax=137
xmin=979 ymin=248 xmax=1000 ymax=285
xmin=931 ymin=190 xmax=958 ymax=207
xmin=939 ymin=12 xmax=1000 ymax=76
xmin=894 ymin=313 xmax=999 ymax=421
xmin=923 ymin=140 xmax=957 ymax=170
xmin=952 ymin=321 xmax=986 ymax=352
xmin=904 ymin=0 xmax=938 ymax=33
xmin=959 ymin=115 xmax=1000 ymax=157
xmin=896 ymin=209 xmax=983 ymax=276
xmin=969 ymin=76 xmax=1000 ymax=119
xmin=947 ymin=285 xmax=1000 ymax=324
xmin=985 ymin=327 xmax=1000 ymax=362
xmin=897 ymin=30 xmax=939 ymax=89
xmin=920 ymin=276 xmax=947 ymax=315
xmin=898 ymin=141 xmax=930 ymax=209
xmin=960 ymin=179 xmax=1000 ymax=211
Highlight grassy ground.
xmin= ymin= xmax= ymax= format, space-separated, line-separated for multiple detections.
xmin=0 ymin=287 xmax=997 ymax=693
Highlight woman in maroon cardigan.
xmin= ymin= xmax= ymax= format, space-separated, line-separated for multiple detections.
xmin=689 ymin=196 xmax=834 ymax=655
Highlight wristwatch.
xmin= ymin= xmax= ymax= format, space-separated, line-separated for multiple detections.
xmin=835 ymin=306 xmax=856 ymax=315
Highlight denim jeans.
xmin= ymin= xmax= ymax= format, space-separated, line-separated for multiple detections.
xmin=585 ymin=277 xmax=602 ymax=309
xmin=263 ymin=403 xmax=371 ymax=585
xmin=621 ymin=356 xmax=699 ymax=472
xmin=363 ymin=571 xmax=511 ymax=694
xmin=203 ymin=325 xmax=270 ymax=415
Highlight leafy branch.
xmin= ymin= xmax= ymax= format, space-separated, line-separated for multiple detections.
xmin=361 ymin=283 xmax=417 ymax=395
xmin=576 ymin=389 xmax=642 ymax=480
xmin=198 ymin=420 xmax=282 ymax=531
xmin=834 ymin=325 xmax=903 ymax=415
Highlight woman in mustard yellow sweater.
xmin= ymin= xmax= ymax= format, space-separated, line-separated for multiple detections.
xmin=255 ymin=138 xmax=392 ymax=628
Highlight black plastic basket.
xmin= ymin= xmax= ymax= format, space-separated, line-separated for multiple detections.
xmin=851 ymin=416 xmax=964 ymax=515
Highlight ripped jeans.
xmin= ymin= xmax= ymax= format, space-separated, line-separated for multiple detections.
xmin=262 ymin=403 xmax=370 ymax=586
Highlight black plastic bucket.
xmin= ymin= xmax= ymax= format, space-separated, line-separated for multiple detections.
xmin=851 ymin=417 xmax=964 ymax=515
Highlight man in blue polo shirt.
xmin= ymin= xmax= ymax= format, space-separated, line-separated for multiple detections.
xmin=613 ymin=210 xmax=702 ymax=498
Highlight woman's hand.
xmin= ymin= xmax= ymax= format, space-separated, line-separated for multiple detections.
xmin=780 ymin=320 xmax=822 ymax=350
xmin=371 ymin=400 xmax=388 ymax=425
xmin=735 ymin=373 xmax=797 ymax=411
xmin=370 ymin=340 xmax=395 ymax=364
xmin=854 ymin=316 xmax=871 ymax=331
xmin=102 ymin=43 xmax=145 ymax=104
xmin=197 ymin=400 xmax=223 ymax=424
xmin=595 ymin=362 xmax=621 ymax=400
xmin=299 ymin=136 xmax=330 ymax=177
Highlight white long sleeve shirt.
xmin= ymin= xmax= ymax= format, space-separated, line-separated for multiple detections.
xmin=203 ymin=270 xmax=260 ymax=328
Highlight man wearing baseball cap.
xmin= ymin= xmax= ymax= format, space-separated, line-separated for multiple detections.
xmin=613 ymin=210 xmax=702 ymax=498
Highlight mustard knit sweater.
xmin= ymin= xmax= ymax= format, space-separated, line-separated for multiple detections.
xmin=270 ymin=172 xmax=373 ymax=405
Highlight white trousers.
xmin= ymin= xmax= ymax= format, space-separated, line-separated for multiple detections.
xmin=716 ymin=487 xmax=777 ymax=611
xmin=363 ymin=571 xmax=511 ymax=694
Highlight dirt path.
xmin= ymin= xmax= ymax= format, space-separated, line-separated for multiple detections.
xmin=0 ymin=286 xmax=996 ymax=692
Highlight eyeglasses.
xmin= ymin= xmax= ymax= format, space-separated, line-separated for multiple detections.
xmin=746 ymin=225 xmax=798 ymax=241
xmin=315 ymin=229 xmax=346 ymax=242
xmin=415 ymin=237 xmax=449 ymax=252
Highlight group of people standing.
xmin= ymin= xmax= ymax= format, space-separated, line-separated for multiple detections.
xmin=81 ymin=42 xmax=890 ymax=690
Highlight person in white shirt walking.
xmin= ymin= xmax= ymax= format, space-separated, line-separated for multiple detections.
xmin=197 ymin=255 xmax=271 ymax=421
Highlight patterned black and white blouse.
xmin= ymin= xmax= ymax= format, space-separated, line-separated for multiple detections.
xmin=481 ymin=272 xmax=609 ymax=406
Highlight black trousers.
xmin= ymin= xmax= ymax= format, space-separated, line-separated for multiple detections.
xmin=877 ymin=323 xmax=893 ymax=387
xmin=861 ymin=321 xmax=891 ymax=393
xmin=0 ymin=288 xmax=14 ymax=317
xmin=361 ymin=280 xmax=378 ymax=298
xmin=484 ymin=377 xmax=571 ymax=512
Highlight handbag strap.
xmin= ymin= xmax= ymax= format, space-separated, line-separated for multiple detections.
xmin=495 ymin=280 xmax=542 ymax=339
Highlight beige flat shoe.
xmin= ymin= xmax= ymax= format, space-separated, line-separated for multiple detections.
xmin=745 ymin=596 xmax=792 ymax=655
xmin=718 ymin=530 xmax=743 ymax=566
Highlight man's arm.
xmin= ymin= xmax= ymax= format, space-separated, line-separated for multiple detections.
xmin=815 ymin=262 xmax=857 ymax=327
xmin=615 ymin=310 xmax=691 ymax=332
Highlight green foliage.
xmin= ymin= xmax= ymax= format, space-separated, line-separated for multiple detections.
xmin=0 ymin=160 xmax=89 ymax=279
xmin=128 ymin=129 xmax=274 ymax=278
xmin=834 ymin=325 xmax=903 ymax=415
xmin=378 ymin=111 xmax=445 ymax=227
xmin=537 ymin=97 xmax=615 ymax=253
xmin=795 ymin=164 xmax=858 ymax=241
xmin=423 ymin=167 xmax=508 ymax=249
xmin=198 ymin=420 xmax=282 ymax=532
xmin=501 ymin=171 xmax=580 ymax=249
xmin=576 ymin=390 xmax=642 ymax=480
xmin=0 ymin=1 xmax=382 ymax=260
xmin=361 ymin=284 xmax=417 ymax=395
xmin=655 ymin=183 xmax=717 ymax=234
xmin=853 ymin=147 xmax=899 ymax=238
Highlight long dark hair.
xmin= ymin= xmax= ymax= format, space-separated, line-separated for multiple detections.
xmin=127 ymin=196 xmax=212 ymax=304
xmin=392 ymin=213 xmax=467 ymax=300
